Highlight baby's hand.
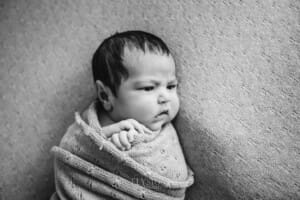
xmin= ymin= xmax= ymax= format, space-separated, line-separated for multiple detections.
xmin=111 ymin=129 xmax=136 ymax=151
xmin=102 ymin=119 xmax=150 ymax=151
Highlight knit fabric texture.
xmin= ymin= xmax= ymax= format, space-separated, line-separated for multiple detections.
xmin=51 ymin=102 xmax=194 ymax=200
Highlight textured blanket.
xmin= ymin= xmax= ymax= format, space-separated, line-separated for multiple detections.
xmin=51 ymin=102 xmax=194 ymax=200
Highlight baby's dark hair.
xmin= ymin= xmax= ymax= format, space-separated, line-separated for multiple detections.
xmin=92 ymin=30 xmax=170 ymax=96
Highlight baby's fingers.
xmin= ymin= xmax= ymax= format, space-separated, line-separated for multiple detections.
xmin=119 ymin=131 xmax=131 ymax=150
xmin=120 ymin=119 xmax=152 ymax=135
xmin=111 ymin=134 xmax=125 ymax=151
xmin=127 ymin=129 xmax=137 ymax=143
xmin=119 ymin=120 xmax=134 ymax=131
xmin=127 ymin=119 xmax=147 ymax=134
xmin=141 ymin=125 xmax=154 ymax=135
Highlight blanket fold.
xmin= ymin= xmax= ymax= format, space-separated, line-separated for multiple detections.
xmin=51 ymin=103 xmax=194 ymax=200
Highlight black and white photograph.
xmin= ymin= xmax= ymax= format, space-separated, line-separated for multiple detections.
xmin=0 ymin=1 xmax=299 ymax=199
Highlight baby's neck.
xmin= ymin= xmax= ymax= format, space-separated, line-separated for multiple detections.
xmin=97 ymin=109 xmax=115 ymax=127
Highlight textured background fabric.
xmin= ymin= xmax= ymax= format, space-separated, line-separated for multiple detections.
xmin=0 ymin=0 xmax=299 ymax=199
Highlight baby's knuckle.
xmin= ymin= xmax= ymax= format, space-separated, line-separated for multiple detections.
xmin=120 ymin=131 xmax=126 ymax=136
xmin=111 ymin=134 xmax=117 ymax=140
xmin=120 ymin=120 xmax=128 ymax=127
xmin=128 ymin=118 xmax=136 ymax=123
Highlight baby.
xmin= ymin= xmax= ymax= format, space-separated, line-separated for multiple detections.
xmin=93 ymin=30 xmax=179 ymax=151
xmin=51 ymin=30 xmax=193 ymax=200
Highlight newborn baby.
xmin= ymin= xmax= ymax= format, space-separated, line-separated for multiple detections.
xmin=51 ymin=30 xmax=193 ymax=200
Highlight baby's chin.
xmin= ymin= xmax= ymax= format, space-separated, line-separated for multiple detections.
xmin=147 ymin=125 xmax=162 ymax=132
xmin=145 ymin=121 xmax=169 ymax=132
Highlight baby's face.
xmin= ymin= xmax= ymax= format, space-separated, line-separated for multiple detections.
xmin=109 ymin=47 xmax=179 ymax=131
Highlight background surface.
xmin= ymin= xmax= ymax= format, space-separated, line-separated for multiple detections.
xmin=0 ymin=0 xmax=299 ymax=199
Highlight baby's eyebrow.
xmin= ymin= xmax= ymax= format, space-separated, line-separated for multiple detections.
xmin=132 ymin=81 xmax=154 ymax=87
xmin=133 ymin=78 xmax=178 ymax=86
xmin=168 ymin=79 xmax=178 ymax=84
xmin=133 ymin=80 xmax=158 ymax=86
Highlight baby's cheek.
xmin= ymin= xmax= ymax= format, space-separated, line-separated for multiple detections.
xmin=173 ymin=93 xmax=180 ymax=108
xmin=171 ymin=96 xmax=180 ymax=117
xmin=176 ymin=95 xmax=180 ymax=109
xmin=131 ymin=101 xmax=154 ymax=117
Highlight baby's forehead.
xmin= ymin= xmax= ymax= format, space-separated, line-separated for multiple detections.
xmin=121 ymin=47 xmax=176 ymax=81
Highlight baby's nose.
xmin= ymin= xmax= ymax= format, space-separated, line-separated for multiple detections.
xmin=158 ymin=96 xmax=166 ymax=104
xmin=157 ymin=91 xmax=170 ymax=104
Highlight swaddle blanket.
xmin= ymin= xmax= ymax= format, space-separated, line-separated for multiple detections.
xmin=51 ymin=102 xmax=194 ymax=200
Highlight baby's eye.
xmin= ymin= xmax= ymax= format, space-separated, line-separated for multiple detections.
xmin=167 ymin=84 xmax=178 ymax=90
xmin=139 ymin=86 xmax=154 ymax=91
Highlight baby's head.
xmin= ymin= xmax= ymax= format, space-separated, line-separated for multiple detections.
xmin=92 ymin=30 xmax=179 ymax=131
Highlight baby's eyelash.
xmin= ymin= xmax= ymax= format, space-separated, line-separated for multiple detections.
xmin=138 ymin=86 xmax=154 ymax=91
xmin=167 ymin=84 xmax=178 ymax=89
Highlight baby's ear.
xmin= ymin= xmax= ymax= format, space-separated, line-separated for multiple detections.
xmin=96 ymin=80 xmax=114 ymax=111
xmin=96 ymin=80 xmax=108 ymax=100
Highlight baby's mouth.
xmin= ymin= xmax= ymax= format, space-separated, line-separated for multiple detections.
xmin=156 ymin=110 xmax=169 ymax=118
